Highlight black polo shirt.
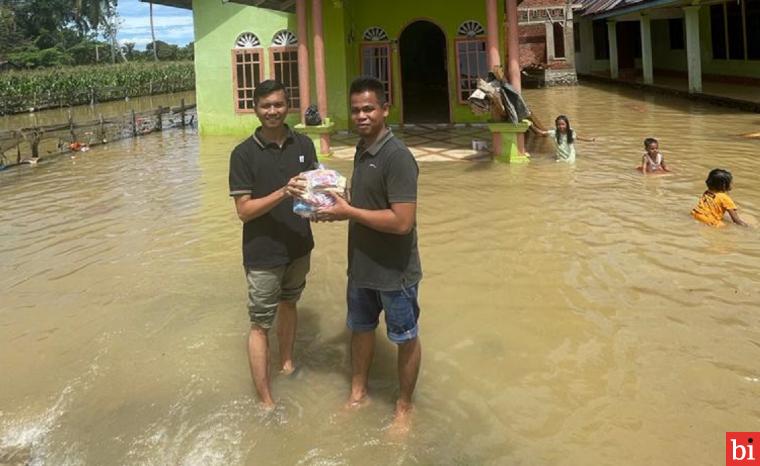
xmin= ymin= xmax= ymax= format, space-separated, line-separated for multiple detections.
xmin=348 ymin=129 xmax=422 ymax=291
xmin=229 ymin=126 xmax=318 ymax=269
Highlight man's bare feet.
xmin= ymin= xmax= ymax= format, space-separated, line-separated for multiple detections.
xmin=259 ymin=399 xmax=276 ymax=411
xmin=345 ymin=390 xmax=370 ymax=410
xmin=388 ymin=400 xmax=413 ymax=436
xmin=279 ymin=362 xmax=296 ymax=376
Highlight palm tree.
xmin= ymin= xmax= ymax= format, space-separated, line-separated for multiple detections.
xmin=74 ymin=0 xmax=113 ymax=32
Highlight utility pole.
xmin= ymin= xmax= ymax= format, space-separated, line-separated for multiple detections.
xmin=150 ymin=2 xmax=158 ymax=61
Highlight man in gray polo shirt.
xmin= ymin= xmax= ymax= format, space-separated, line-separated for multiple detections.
xmin=319 ymin=77 xmax=422 ymax=433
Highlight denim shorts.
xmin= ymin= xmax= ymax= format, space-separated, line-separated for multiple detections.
xmin=245 ymin=254 xmax=310 ymax=329
xmin=346 ymin=282 xmax=420 ymax=344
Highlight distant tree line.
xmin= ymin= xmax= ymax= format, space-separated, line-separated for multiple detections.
xmin=0 ymin=0 xmax=193 ymax=69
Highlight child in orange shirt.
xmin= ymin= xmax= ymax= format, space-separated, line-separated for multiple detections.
xmin=691 ymin=169 xmax=748 ymax=227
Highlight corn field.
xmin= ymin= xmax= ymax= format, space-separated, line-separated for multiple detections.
xmin=0 ymin=62 xmax=195 ymax=115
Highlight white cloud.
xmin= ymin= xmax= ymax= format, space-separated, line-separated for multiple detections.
xmin=148 ymin=25 xmax=193 ymax=39
xmin=115 ymin=0 xmax=193 ymax=46
xmin=119 ymin=15 xmax=194 ymax=33
xmin=120 ymin=37 xmax=153 ymax=47
xmin=120 ymin=26 xmax=195 ymax=48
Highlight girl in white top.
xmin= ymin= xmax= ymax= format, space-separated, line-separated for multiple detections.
xmin=535 ymin=115 xmax=595 ymax=163
xmin=639 ymin=137 xmax=671 ymax=173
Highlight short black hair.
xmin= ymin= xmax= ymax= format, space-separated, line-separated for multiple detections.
xmin=705 ymin=168 xmax=732 ymax=192
xmin=349 ymin=77 xmax=387 ymax=105
xmin=644 ymin=137 xmax=658 ymax=148
xmin=254 ymin=79 xmax=288 ymax=105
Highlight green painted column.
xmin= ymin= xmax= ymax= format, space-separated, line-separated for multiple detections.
xmin=294 ymin=119 xmax=335 ymax=160
xmin=640 ymin=14 xmax=653 ymax=84
xmin=607 ymin=20 xmax=618 ymax=79
xmin=683 ymin=5 xmax=703 ymax=93
xmin=487 ymin=120 xmax=532 ymax=163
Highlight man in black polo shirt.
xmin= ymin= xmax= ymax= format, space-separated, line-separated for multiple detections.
xmin=319 ymin=77 xmax=422 ymax=432
xmin=228 ymin=80 xmax=318 ymax=409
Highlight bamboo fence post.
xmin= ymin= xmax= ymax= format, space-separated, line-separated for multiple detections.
xmin=180 ymin=98 xmax=186 ymax=127
xmin=131 ymin=110 xmax=137 ymax=136
xmin=99 ymin=114 xmax=105 ymax=142
xmin=68 ymin=113 xmax=76 ymax=142
xmin=31 ymin=132 xmax=40 ymax=159
xmin=155 ymin=106 xmax=163 ymax=131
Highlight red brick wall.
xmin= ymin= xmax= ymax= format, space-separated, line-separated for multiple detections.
xmin=515 ymin=0 xmax=571 ymax=68
xmin=519 ymin=24 xmax=546 ymax=67
xmin=519 ymin=24 xmax=546 ymax=68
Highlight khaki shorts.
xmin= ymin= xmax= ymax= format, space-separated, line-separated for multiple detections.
xmin=245 ymin=254 xmax=311 ymax=329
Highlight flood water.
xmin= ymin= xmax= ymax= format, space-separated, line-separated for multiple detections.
xmin=1 ymin=83 xmax=759 ymax=465
xmin=0 ymin=91 xmax=196 ymax=131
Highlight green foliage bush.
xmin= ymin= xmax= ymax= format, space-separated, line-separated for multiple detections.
xmin=0 ymin=61 xmax=195 ymax=114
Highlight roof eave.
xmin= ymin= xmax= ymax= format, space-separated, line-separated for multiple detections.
xmin=139 ymin=0 xmax=295 ymax=12
xmin=139 ymin=0 xmax=191 ymax=10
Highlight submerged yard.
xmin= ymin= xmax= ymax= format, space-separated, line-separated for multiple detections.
xmin=1 ymin=83 xmax=759 ymax=465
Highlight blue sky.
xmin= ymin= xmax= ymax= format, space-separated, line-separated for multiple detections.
xmin=116 ymin=0 xmax=194 ymax=49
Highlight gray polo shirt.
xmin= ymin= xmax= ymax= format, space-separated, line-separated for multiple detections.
xmin=348 ymin=129 xmax=422 ymax=291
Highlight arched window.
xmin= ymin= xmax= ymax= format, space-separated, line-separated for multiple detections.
xmin=232 ymin=32 xmax=263 ymax=112
xmin=235 ymin=32 xmax=261 ymax=48
xmin=457 ymin=20 xmax=486 ymax=37
xmin=270 ymin=30 xmax=300 ymax=110
xmin=455 ymin=21 xmax=488 ymax=103
xmin=363 ymin=27 xmax=389 ymax=42
xmin=272 ymin=30 xmax=298 ymax=46
xmin=360 ymin=27 xmax=392 ymax=103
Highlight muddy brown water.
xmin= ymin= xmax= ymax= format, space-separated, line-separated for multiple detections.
xmin=1 ymin=91 xmax=197 ymax=166
xmin=1 ymin=83 xmax=759 ymax=465
xmin=0 ymin=91 xmax=196 ymax=131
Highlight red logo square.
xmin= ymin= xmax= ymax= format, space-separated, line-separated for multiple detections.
xmin=727 ymin=432 xmax=760 ymax=465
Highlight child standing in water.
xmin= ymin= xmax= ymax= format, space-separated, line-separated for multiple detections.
xmin=691 ymin=169 xmax=748 ymax=227
xmin=638 ymin=137 xmax=670 ymax=174
xmin=535 ymin=115 xmax=595 ymax=163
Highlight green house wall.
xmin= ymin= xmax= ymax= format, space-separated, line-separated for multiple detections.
xmin=575 ymin=7 xmax=760 ymax=80
xmin=192 ymin=0 xmax=503 ymax=135
xmin=651 ymin=19 xmax=687 ymax=72
xmin=698 ymin=6 xmax=760 ymax=79
xmin=192 ymin=0 xmax=299 ymax=135
xmin=651 ymin=10 xmax=760 ymax=79
xmin=342 ymin=0 xmax=503 ymax=126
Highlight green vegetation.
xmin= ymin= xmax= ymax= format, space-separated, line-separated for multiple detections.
xmin=0 ymin=0 xmax=193 ymax=68
xmin=0 ymin=61 xmax=195 ymax=114
xmin=0 ymin=1 xmax=195 ymax=113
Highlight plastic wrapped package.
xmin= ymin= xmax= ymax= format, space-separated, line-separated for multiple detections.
xmin=292 ymin=166 xmax=347 ymax=218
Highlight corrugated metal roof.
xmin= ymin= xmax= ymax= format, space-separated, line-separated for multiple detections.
xmin=577 ymin=0 xmax=675 ymax=18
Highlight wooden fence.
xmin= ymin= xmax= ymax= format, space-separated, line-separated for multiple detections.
xmin=0 ymin=98 xmax=196 ymax=170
